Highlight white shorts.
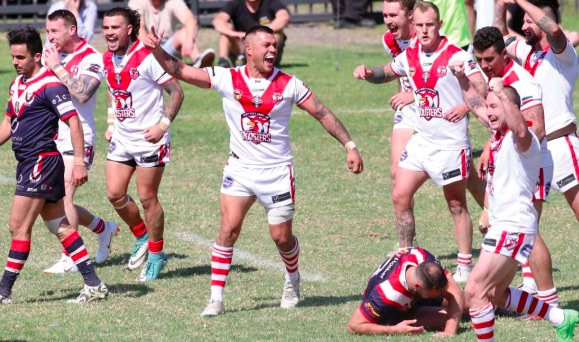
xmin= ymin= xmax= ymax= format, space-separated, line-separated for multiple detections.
xmin=398 ymin=135 xmax=470 ymax=186
xmin=534 ymin=165 xmax=553 ymax=201
xmin=481 ymin=228 xmax=536 ymax=264
xmin=221 ymin=160 xmax=295 ymax=209
xmin=107 ymin=136 xmax=171 ymax=167
xmin=392 ymin=105 xmax=417 ymax=131
xmin=59 ymin=144 xmax=96 ymax=170
xmin=549 ymin=133 xmax=579 ymax=193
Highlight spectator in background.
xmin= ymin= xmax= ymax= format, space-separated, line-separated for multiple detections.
xmin=212 ymin=0 xmax=290 ymax=67
xmin=429 ymin=0 xmax=471 ymax=50
xmin=331 ymin=0 xmax=377 ymax=28
xmin=47 ymin=0 xmax=98 ymax=43
xmin=129 ymin=0 xmax=215 ymax=67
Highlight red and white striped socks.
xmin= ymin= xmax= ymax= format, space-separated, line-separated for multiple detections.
xmin=210 ymin=244 xmax=233 ymax=302
xmin=505 ymin=287 xmax=564 ymax=325
xmin=470 ymin=302 xmax=495 ymax=342
xmin=86 ymin=216 xmax=105 ymax=234
xmin=457 ymin=253 xmax=473 ymax=268
xmin=277 ymin=236 xmax=300 ymax=282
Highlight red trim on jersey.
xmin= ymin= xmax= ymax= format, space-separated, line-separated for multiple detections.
xmin=230 ymin=68 xmax=293 ymax=114
xmin=358 ymin=306 xmax=378 ymax=323
xmin=501 ymin=60 xmax=520 ymax=85
xmin=389 ymin=63 xmax=404 ymax=77
xmin=103 ymin=40 xmax=151 ymax=91
xmin=60 ymin=112 xmax=78 ymax=121
xmin=524 ymin=47 xmax=550 ymax=76
xmin=383 ymin=31 xmax=402 ymax=56
xmin=406 ymin=37 xmax=462 ymax=89
xmin=565 ymin=134 xmax=579 ymax=178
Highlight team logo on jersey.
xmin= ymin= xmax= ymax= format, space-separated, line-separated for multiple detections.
xmin=70 ymin=65 xmax=79 ymax=76
xmin=241 ymin=112 xmax=271 ymax=144
xmin=408 ymin=67 xmax=416 ymax=77
xmin=467 ymin=60 xmax=477 ymax=70
xmin=114 ymin=72 xmax=122 ymax=84
xmin=233 ymin=89 xmax=242 ymax=100
xmin=272 ymin=92 xmax=283 ymax=104
xmin=25 ymin=91 xmax=34 ymax=104
xmin=14 ymin=101 xmax=19 ymax=114
xmin=251 ymin=95 xmax=262 ymax=108
xmin=363 ymin=302 xmax=381 ymax=319
xmin=421 ymin=71 xmax=430 ymax=82
xmin=18 ymin=84 xmax=26 ymax=90
xmin=415 ymin=87 xmax=442 ymax=120
xmin=436 ymin=65 xmax=447 ymax=77
xmin=11 ymin=118 xmax=19 ymax=133
xmin=129 ymin=68 xmax=139 ymax=80
xmin=112 ymin=90 xmax=135 ymax=121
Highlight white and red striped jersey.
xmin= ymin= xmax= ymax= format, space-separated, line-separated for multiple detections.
xmin=50 ymin=39 xmax=102 ymax=147
xmin=390 ymin=37 xmax=482 ymax=149
xmin=382 ymin=31 xmax=416 ymax=92
xmin=508 ymin=40 xmax=578 ymax=135
xmin=358 ymin=247 xmax=449 ymax=324
xmin=487 ymin=129 xmax=541 ymax=234
xmin=207 ymin=65 xmax=311 ymax=168
xmin=500 ymin=59 xmax=542 ymax=112
xmin=102 ymin=40 xmax=173 ymax=143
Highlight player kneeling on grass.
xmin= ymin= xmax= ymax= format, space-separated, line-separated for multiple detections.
xmin=347 ymin=247 xmax=463 ymax=337
xmin=0 ymin=26 xmax=107 ymax=304
xmin=143 ymin=24 xmax=364 ymax=316
xmin=454 ymin=75 xmax=578 ymax=341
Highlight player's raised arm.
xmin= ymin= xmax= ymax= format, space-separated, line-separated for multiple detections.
xmin=490 ymin=78 xmax=533 ymax=152
xmin=449 ymin=61 xmax=490 ymax=129
xmin=298 ymin=93 xmax=363 ymax=174
xmin=514 ymin=0 xmax=567 ymax=53
xmin=144 ymin=26 xmax=211 ymax=89
xmin=353 ymin=63 xmax=400 ymax=84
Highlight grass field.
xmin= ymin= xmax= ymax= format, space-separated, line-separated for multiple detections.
xmin=0 ymin=11 xmax=578 ymax=342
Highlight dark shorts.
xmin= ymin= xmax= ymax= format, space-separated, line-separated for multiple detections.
xmin=15 ymin=153 xmax=65 ymax=203
xmin=382 ymin=297 xmax=444 ymax=326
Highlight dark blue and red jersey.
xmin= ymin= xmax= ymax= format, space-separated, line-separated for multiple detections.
xmin=5 ymin=67 xmax=77 ymax=162
xmin=358 ymin=247 xmax=449 ymax=325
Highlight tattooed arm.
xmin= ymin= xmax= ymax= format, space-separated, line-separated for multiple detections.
xmin=521 ymin=105 xmax=546 ymax=142
xmin=298 ymin=93 xmax=363 ymax=174
xmin=352 ymin=63 xmax=400 ymax=84
xmin=43 ymin=46 xmax=101 ymax=103
xmin=515 ymin=0 xmax=568 ymax=53
xmin=144 ymin=79 xmax=184 ymax=144
xmin=493 ymin=0 xmax=510 ymax=36
xmin=449 ymin=62 xmax=490 ymax=129
xmin=142 ymin=27 xmax=211 ymax=88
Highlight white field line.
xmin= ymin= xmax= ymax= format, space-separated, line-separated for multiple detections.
xmin=173 ymin=232 xmax=326 ymax=282
xmin=0 ymin=175 xmax=13 ymax=183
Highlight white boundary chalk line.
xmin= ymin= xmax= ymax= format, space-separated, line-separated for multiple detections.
xmin=173 ymin=232 xmax=326 ymax=282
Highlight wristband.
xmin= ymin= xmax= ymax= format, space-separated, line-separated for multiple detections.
xmin=158 ymin=124 xmax=168 ymax=132
xmin=345 ymin=141 xmax=357 ymax=151
xmin=160 ymin=117 xmax=172 ymax=126
xmin=74 ymin=163 xmax=87 ymax=167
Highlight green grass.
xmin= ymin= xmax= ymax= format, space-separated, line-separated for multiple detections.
xmin=0 ymin=20 xmax=578 ymax=341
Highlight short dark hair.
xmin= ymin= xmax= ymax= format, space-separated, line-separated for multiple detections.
xmin=104 ymin=7 xmax=141 ymax=41
xmin=47 ymin=9 xmax=78 ymax=27
xmin=473 ymin=26 xmax=506 ymax=54
xmin=384 ymin=0 xmax=416 ymax=13
xmin=415 ymin=261 xmax=448 ymax=291
xmin=502 ymin=85 xmax=521 ymax=109
xmin=245 ymin=25 xmax=274 ymax=39
xmin=7 ymin=25 xmax=43 ymax=55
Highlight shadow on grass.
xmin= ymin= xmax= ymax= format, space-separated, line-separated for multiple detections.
xmin=158 ymin=264 xmax=258 ymax=280
xmin=240 ymin=294 xmax=363 ymax=312
xmin=472 ymin=148 xmax=484 ymax=159
xmin=32 ymin=283 xmax=152 ymax=302
xmin=436 ymin=248 xmax=481 ymax=261
xmin=96 ymin=252 xmax=189 ymax=268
